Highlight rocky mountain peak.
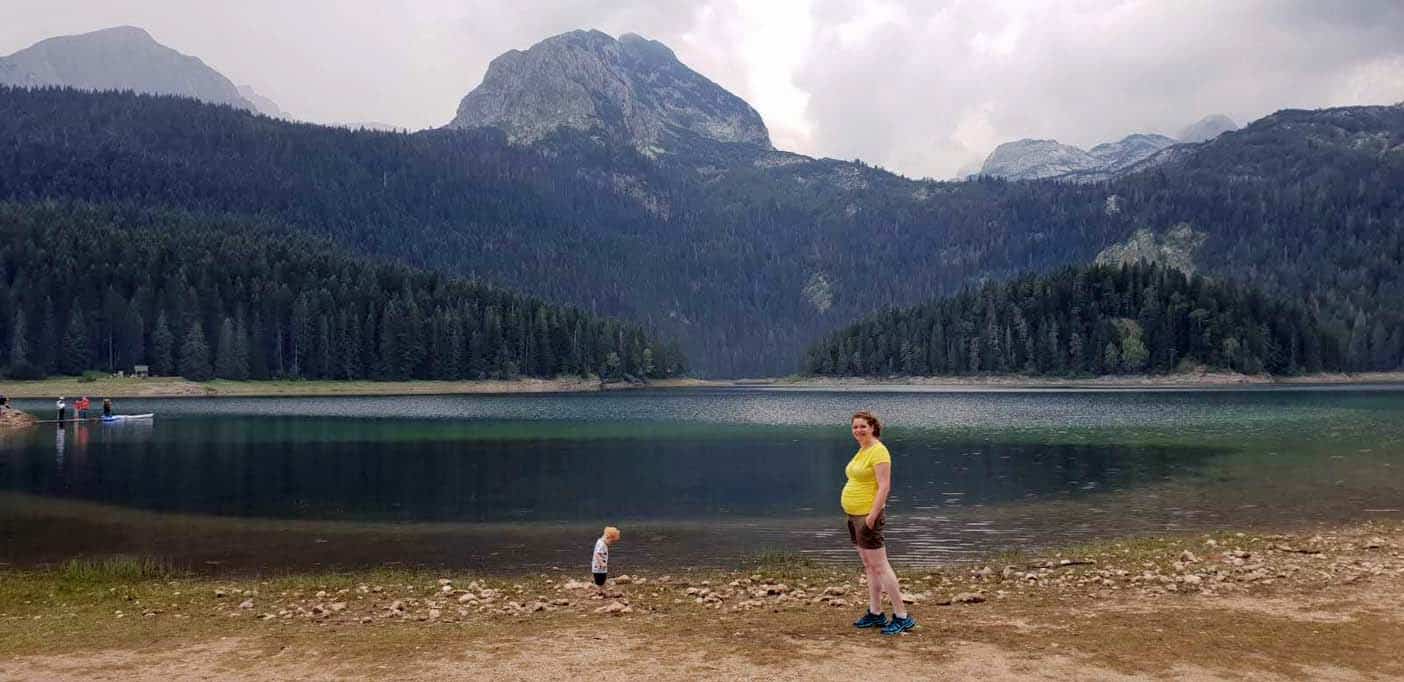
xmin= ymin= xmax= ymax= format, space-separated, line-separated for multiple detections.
xmin=980 ymin=139 xmax=1099 ymax=180
xmin=1177 ymin=114 xmax=1238 ymax=143
xmin=979 ymin=131 xmax=1179 ymax=182
xmin=0 ymin=25 xmax=254 ymax=111
xmin=1087 ymin=133 xmax=1178 ymax=168
xmin=447 ymin=29 xmax=772 ymax=154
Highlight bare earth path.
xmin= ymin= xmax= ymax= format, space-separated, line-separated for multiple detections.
xmin=3 ymin=523 xmax=1402 ymax=680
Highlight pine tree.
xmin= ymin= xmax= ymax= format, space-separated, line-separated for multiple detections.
xmin=180 ymin=320 xmax=212 ymax=381
xmin=215 ymin=317 xmax=248 ymax=379
xmin=7 ymin=309 xmax=40 ymax=378
xmin=38 ymin=297 xmax=58 ymax=373
xmin=120 ymin=299 xmax=145 ymax=372
xmin=150 ymin=311 xmax=175 ymax=376
xmin=60 ymin=306 xmax=91 ymax=375
xmin=1103 ymin=342 xmax=1121 ymax=373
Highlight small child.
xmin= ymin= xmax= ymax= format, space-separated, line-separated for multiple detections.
xmin=591 ymin=526 xmax=621 ymax=588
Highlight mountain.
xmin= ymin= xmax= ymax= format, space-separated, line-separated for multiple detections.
xmin=979 ymin=139 xmax=1098 ymax=180
xmin=978 ymin=113 xmax=1242 ymax=182
xmin=0 ymin=26 xmax=255 ymax=111
xmin=236 ymin=84 xmax=287 ymax=118
xmin=1088 ymin=133 xmax=1178 ymax=170
xmin=1 ymin=89 xmax=1402 ymax=375
xmin=980 ymin=133 xmax=1177 ymax=181
xmin=1176 ymin=114 xmax=1238 ymax=143
xmin=447 ymin=30 xmax=771 ymax=155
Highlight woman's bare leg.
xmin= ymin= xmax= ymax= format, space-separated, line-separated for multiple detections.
xmin=855 ymin=545 xmax=882 ymax=614
xmin=859 ymin=546 xmax=907 ymax=617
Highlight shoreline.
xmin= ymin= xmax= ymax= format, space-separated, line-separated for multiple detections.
xmin=2 ymin=371 xmax=1402 ymax=399
xmin=0 ymin=376 xmax=714 ymax=399
xmin=763 ymin=369 xmax=1404 ymax=390
xmin=2 ymin=519 xmax=1400 ymax=679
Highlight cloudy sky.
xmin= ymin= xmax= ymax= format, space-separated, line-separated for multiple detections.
xmin=4 ymin=0 xmax=1403 ymax=178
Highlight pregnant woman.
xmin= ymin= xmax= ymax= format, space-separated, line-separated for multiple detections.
xmin=843 ymin=410 xmax=916 ymax=635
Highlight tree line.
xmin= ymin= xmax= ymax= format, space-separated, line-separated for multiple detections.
xmin=0 ymin=203 xmax=685 ymax=381
xmin=804 ymin=263 xmax=1345 ymax=377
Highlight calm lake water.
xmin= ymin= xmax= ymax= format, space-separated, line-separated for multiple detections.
xmin=2 ymin=387 xmax=1402 ymax=573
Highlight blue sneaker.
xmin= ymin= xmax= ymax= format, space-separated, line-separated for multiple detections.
xmin=853 ymin=610 xmax=888 ymax=629
xmin=881 ymin=614 xmax=916 ymax=635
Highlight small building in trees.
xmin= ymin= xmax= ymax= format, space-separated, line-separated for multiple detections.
xmin=133 ymin=364 xmax=150 ymax=378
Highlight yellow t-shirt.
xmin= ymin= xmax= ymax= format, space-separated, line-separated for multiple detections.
xmin=840 ymin=441 xmax=891 ymax=515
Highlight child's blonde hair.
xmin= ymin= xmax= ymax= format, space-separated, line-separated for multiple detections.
xmin=603 ymin=526 xmax=621 ymax=542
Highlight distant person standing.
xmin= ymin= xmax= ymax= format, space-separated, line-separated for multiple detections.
xmin=0 ymin=392 xmax=8 ymax=412
xmin=591 ymin=526 xmax=621 ymax=589
xmin=102 ymin=398 xmax=113 ymax=418
xmin=56 ymin=396 xmax=67 ymax=422
xmin=77 ymin=396 xmax=91 ymax=420
xmin=843 ymin=410 xmax=916 ymax=635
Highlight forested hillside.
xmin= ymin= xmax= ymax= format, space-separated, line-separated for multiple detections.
xmin=804 ymin=263 xmax=1342 ymax=377
xmin=0 ymin=203 xmax=683 ymax=381
xmin=1 ymin=87 xmax=1401 ymax=375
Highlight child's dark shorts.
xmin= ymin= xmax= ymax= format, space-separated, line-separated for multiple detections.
xmin=846 ymin=511 xmax=886 ymax=549
xmin=593 ymin=572 xmax=607 ymax=586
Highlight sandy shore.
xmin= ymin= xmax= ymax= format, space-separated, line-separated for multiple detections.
xmin=762 ymin=370 xmax=1404 ymax=390
xmin=0 ymin=408 xmax=37 ymax=430
xmin=0 ymin=376 xmax=617 ymax=399
xmin=3 ymin=371 xmax=1400 ymax=399
xmin=1 ymin=521 xmax=1401 ymax=680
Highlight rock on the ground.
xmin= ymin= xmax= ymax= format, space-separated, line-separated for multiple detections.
xmin=594 ymin=601 xmax=631 ymax=615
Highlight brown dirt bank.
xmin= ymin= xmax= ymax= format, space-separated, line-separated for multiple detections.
xmin=5 ymin=371 xmax=1400 ymax=399
xmin=767 ymin=370 xmax=1404 ymax=390
xmin=0 ymin=408 xmax=37 ymax=430
xmin=0 ymin=376 xmax=615 ymax=399
xmin=2 ymin=522 xmax=1401 ymax=680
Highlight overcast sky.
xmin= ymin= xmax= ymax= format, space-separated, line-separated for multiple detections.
xmin=4 ymin=0 xmax=1403 ymax=178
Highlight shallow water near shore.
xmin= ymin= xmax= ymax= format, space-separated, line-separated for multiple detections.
xmin=2 ymin=387 xmax=1402 ymax=572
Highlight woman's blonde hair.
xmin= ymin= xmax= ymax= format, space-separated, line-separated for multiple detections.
xmin=603 ymin=526 xmax=621 ymax=541
xmin=851 ymin=411 xmax=882 ymax=437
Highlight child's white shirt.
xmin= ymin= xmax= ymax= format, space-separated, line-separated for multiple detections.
xmin=592 ymin=537 xmax=609 ymax=573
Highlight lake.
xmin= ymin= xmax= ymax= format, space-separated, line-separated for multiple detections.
xmin=2 ymin=386 xmax=1401 ymax=573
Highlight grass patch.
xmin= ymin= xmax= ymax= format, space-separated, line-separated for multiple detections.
xmin=58 ymin=555 xmax=182 ymax=583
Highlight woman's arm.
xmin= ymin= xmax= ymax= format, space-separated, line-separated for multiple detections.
xmin=866 ymin=462 xmax=891 ymax=528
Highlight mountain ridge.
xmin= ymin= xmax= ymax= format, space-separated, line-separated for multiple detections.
xmin=0 ymin=25 xmax=255 ymax=111
xmin=978 ymin=116 xmax=1240 ymax=182
xmin=2 ymin=87 xmax=1401 ymax=374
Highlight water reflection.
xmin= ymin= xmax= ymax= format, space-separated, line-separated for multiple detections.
xmin=2 ymin=387 xmax=1402 ymax=571
xmin=54 ymin=423 xmax=64 ymax=467
xmin=0 ymin=417 xmax=1221 ymax=522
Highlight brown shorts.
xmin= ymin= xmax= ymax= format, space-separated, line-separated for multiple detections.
xmin=846 ymin=511 xmax=886 ymax=549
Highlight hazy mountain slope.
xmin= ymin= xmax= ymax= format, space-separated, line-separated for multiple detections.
xmin=1177 ymin=114 xmax=1238 ymax=143
xmin=0 ymin=26 xmax=254 ymax=111
xmin=236 ymin=84 xmax=286 ymax=118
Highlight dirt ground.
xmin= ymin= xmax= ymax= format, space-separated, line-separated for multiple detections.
xmin=4 ymin=370 xmax=1402 ymax=401
xmin=2 ymin=523 xmax=1401 ymax=680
